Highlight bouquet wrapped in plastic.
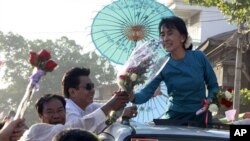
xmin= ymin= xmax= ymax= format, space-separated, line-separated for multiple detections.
xmin=105 ymin=39 xmax=169 ymax=125
xmin=14 ymin=49 xmax=57 ymax=119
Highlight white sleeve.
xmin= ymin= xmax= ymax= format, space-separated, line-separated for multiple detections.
xmin=19 ymin=124 xmax=65 ymax=141
xmin=66 ymin=108 xmax=108 ymax=133
xmin=66 ymin=111 xmax=80 ymax=123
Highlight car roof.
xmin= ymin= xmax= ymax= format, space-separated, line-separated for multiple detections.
xmin=99 ymin=121 xmax=229 ymax=141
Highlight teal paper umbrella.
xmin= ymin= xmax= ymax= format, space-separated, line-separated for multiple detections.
xmin=91 ymin=0 xmax=174 ymax=64
xmin=132 ymin=82 xmax=170 ymax=123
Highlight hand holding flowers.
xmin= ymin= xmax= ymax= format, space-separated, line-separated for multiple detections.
xmin=106 ymin=39 xmax=169 ymax=125
xmin=14 ymin=49 xmax=57 ymax=119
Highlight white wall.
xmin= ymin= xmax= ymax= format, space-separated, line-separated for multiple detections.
xmin=165 ymin=0 xmax=237 ymax=49
xmin=199 ymin=7 xmax=237 ymax=42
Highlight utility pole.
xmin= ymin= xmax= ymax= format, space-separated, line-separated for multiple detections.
xmin=233 ymin=23 xmax=244 ymax=120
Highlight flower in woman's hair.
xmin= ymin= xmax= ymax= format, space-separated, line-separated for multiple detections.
xmin=38 ymin=49 xmax=51 ymax=61
xmin=185 ymin=36 xmax=192 ymax=49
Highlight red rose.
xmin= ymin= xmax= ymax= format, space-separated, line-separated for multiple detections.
xmin=221 ymin=98 xmax=233 ymax=108
xmin=43 ymin=60 xmax=57 ymax=72
xmin=38 ymin=49 xmax=51 ymax=61
xmin=29 ymin=51 xmax=38 ymax=66
xmin=227 ymin=88 xmax=233 ymax=93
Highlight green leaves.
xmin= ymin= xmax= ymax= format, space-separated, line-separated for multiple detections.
xmin=184 ymin=0 xmax=250 ymax=28
xmin=240 ymin=88 xmax=250 ymax=105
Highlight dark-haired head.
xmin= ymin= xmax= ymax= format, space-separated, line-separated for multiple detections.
xmin=61 ymin=67 xmax=90 ymax=98
xmin=35 ymin=94 xmax=66 ymax=124
xmin=52 ymin=128 xmax=100 ymax=141
xmin=159 ymin=16 xmax=192 ymax=50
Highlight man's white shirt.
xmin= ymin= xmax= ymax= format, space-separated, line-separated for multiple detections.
xmin=19 ymin=108 xmax=107 ymax=141
xmin=65 ymin=99 xmax=107 ymax=133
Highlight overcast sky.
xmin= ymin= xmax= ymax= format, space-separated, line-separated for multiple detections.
xmin=0 ymin=0 xmax=167 ymax=48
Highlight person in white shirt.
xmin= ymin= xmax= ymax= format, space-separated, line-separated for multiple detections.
xmin=61 ymin=67 xmax=137 ymax=134
xmin=20 ymin=91 xmax=129 ymax=141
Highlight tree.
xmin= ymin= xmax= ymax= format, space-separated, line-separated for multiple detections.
xmin=0 ymin=31 xmax=116 ymax=125
xmin=184 ymin=0 xmax=250 ymax=27
xmin=184 ymin=0 xmax=250 ymax=119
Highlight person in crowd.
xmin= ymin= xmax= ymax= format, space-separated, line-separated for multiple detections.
xmin=129 ymin=16 xmax=219 ymax=127
xmin=0 ymin=118 xmax=25 ymax=141
xmin=52 ymin=128 xmax=100 ymax=141
xmin=61 ymin=67 xmax=137 ymax=133
xmin=19 ymin=92 xmax=128 ymax=141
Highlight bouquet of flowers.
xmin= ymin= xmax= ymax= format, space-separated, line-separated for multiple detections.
xmin=14 ymin=49 xmax=57 ymax=119
xmin=105 ymin=39 xmax=169 ymax=125
xmin=195 ymin=89 xmax=233 ymax=127
xmin=218 ymin=88 xmax=233 ymax=108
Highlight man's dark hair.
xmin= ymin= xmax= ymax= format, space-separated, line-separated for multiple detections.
xmin=61 ymin=67 xmax=90 ymax=98
xmin=52 ymin=128 xmax=100 ymax=141
xmin=35 ymin=94 xmax=66 ymax=115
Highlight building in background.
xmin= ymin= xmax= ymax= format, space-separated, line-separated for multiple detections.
xmin=95 ymin=0 xmax=245 ymax=101
xmin=166 ymin=0 xmax=249 ymax=90
xmin=165 ymin=0 xmax=236 ymax=49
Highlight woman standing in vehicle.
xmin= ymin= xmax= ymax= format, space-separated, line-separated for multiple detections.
xmin=129 ymin=16 xmax=219 ymax=126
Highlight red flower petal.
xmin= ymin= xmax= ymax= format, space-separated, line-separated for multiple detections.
xmin=224 ymin=101 xmax=233 ymax=108
xmin=29 ymin=51 xmax=38 ymax=66
xmin=227 ymin=88 xmax=233 ymax=93
xmin=221 ymin=98 xmax=232 ymax=108
xmin=43 ymin=60 xmax=57 ymax=72
xmin=38 ymin=49 xmax=51 ymax=61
